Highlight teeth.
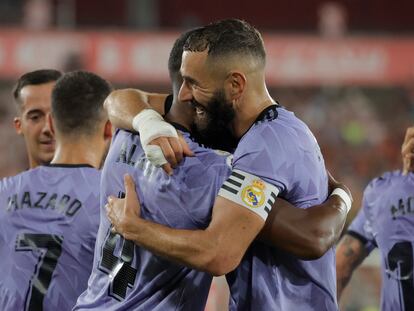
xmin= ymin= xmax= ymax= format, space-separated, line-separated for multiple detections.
xmin=195 ymin=106 xmax=205 ymax=115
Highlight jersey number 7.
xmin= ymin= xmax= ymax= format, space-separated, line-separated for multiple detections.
xmin=15 ymin=233 xmax=63 ymax=311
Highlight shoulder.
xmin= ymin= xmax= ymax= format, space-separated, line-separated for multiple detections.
xmin=182 ymin=132 xmax=230 ymax=172
xmin=237 ymin=107 xmax=314 ymax=154
xmin=361 ymin=170 xmax=404 ymax=211
xmin=0 ymin=169 xmax=35 ymax=193
xmin=365 ymin=170 xmax=402 ymax=194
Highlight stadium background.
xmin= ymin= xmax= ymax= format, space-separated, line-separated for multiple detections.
xmin=0 ymin=1 xmax=413 ymax=310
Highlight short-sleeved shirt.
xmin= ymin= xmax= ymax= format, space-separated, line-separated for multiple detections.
xmin=0 ymin=164 xmax=101 ymax=310
xmin=350 ymin=170 xmax=414 ymax=311
xmin=74 ymin=127 xmax=231 ymax=311
xmin=220 ymin=106 xmax=334 ymax=311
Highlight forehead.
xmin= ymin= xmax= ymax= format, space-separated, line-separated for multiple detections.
xmin=181 ymin=50 xmax=211 ymax=79
xmin=19 ymin=81 xmax=55 ymax=113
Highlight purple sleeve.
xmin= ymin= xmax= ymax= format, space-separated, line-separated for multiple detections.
xmin=347 ymin=190 xmax=377 ymax=253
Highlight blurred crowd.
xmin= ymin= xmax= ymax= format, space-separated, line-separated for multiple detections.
xmin=277 ymin=86 xmax=412 ymax=222
xmin=1 ymin=82 xmax=412 ymax=225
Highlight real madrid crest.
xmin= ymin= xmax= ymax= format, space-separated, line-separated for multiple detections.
xmin=241 ymin=179 xmax=266 ymax=208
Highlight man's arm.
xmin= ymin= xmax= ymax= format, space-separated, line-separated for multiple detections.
xmin=104 ymin=88 xmax=168 ymax=131
xmin=336 ymin=234 xmax=369 ymax=299
xmin=104 ymin=89 xmax=192 ymax=174
xmin=259 ymin=195 xmax=347 ymax=260
xmin=107 ymin=175 xmax=265 ymax=276
xmin=107 ymin=173 xmax=351 ymax=275
xmin=259 ymin=172 xmax=351 ymax=259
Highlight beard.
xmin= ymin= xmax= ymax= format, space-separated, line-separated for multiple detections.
xmin=190 ymin=90 xmax=238 ymax=152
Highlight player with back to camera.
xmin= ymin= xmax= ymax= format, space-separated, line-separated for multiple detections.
xmin=0 ymin=71 xmax=112 ymax=310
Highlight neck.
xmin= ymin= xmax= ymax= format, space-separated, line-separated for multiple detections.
xmin=164 ymin=100 xmax=194 ymax=131
xmin=28 ymin=157 xmax=41 ymax=169
xmin=233 ymin=82 xmax=275 ymax=138
xmin=51 ymin=135 xmax=104 ymax=169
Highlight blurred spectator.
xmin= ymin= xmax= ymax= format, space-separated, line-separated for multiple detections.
xmin=23 ymin=0 xmax=53 ymax=30
xmin=318 ymin=2 xmax=348 ymax=38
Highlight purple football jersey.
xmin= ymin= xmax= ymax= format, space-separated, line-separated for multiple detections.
xmin=222 ymin=106 xmax=335 ymax=311
xmin=359 ymin=170 xmax=414 ymax=311
xmin=347 ymin=203 xmax=377 ymax=254
xmin=74 ymin=127 xmax=231 ymax=311
xmin=0 ymin=164 xmax=101 ymax=311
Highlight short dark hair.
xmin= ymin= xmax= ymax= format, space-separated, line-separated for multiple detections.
xmin=168 ymin=28 xmax=202 ymax=78
xmin=51 ymin=71 xmax=112 ymax=136
xmin=184 ymin=19 xmax=266 ymax=67
xmin=13 ymin=69 xmax=62 ymax=103
xmin=168 ymin=28 xmax=202 ymax=92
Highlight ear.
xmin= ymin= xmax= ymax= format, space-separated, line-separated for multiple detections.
xmin=104 ymin=120 xmax=113 ymax=140
xmin=48 ymin=114 xmax=55 ymax=135
xmin=13 ymin=117 xmax=22 ymax=135
xmin=226 ymin=71 xmax=246 ymax=100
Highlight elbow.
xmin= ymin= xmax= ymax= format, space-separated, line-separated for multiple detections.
xmin=103 ymin=91 xmax=114 ymax=111
xmin=201 ymin=249 xmax=241 ymax=276
xmin=301 ymin=229 xmax=336 ymax=260
xmin=103 ymin=89 xmax=125 ymax=111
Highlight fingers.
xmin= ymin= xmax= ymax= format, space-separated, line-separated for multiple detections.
xmin=152 ymin=137 xmax=179 ymax=168
xmin=146 ymin=135 xmax=194 ymax=174
xmin=402 ymin=127 xmax=414 ymax=174
xmin=403 ymin=126 xmax=414 ymax=144
xmin=105 ymin=201 xmax=116 ymax=225
xmin=167 ymin=137 xmax=184 ymax=164
xmin=124 ymin=174 xmax=137 ymax=196
xmin=145 ymin=144 xmax=168 ymax=167
xmin=178 ymin=135 xmax=194 ymax=157
xmin=401 ymin=137 xmax=414 ymax=157
xmin=162 ymin=163 xmax=173 ymax=176
xmin=107 ymin=195 xmax=116 ymax=205
xmin=402 ymin=154 xmax=414 ymax=175
xmin=124 ymin=174 xmax=140 ymax=206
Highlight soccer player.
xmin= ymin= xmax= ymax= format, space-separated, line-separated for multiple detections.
xmin=0 ymin=71 xmax=112 ymax=310
xmin=76 ymin=28 xmax=351 ymax=311
xmin=336 ymin=127 xmax=414 ymax=310
xmin=106 ymin=20 xmax=349 ymax=310
xmin=12 ymin=69 xmax=62 ymax=169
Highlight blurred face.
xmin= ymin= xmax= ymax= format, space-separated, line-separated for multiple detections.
xmin=179 ymin=51 xmax=237 ymax=151
xmin=14 ymin=82 xmax=55 ymax=168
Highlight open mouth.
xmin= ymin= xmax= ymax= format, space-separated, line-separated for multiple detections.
xmin=191 ymin=100 xmax=207 ymax=117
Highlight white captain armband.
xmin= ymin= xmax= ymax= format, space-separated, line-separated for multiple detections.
xmin=218 ymin=169 xmax=279 ymax=221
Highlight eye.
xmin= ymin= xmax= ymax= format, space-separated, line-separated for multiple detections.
xmin=28 ymin=114 xmax=42 ymax=122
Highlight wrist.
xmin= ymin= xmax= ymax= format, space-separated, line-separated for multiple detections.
xmin=330 ymin=188 xmax=352 ymax=214
xmin=123 ymin=217 xmax=145 ymax=242
xmin=132 ymin=109 xmax=163 ymax=133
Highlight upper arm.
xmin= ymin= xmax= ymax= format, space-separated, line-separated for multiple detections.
xmin=104 ymin=88 xmax=168 ymax=130
xmin=203 ymin=168 xmax=279 ymax=274
xmin=204 ymin=196 xmax=265 ymax=274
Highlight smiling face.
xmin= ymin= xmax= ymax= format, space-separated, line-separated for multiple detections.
xmin=179 ymin=50 xmax=237 ymax=151
xmin=14 ymin=82 xmax=55 ymax=168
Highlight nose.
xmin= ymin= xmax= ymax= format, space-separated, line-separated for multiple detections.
xmin=178 ymin=81 xmax=193 ymax=103
xmin=42 ymin=113 xmax=53 ymax=135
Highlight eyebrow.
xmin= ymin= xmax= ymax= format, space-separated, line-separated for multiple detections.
xmin=182 ymin=75 xmax=199 ymax=86
xmin=25 ymin=109 xmax=45 ymax=116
